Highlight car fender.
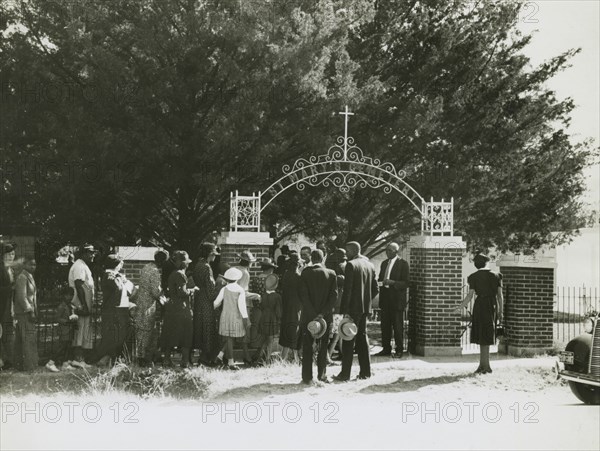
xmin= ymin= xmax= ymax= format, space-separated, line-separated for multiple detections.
xmin=564 ymin=333 xmax=592 ymax=373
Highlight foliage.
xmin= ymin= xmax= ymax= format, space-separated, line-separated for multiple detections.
xmin=0 ymin=0 xmax=596 ymax=258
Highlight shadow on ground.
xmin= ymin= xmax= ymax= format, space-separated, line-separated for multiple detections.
xmin=359 ymin=373 xmax=473 ymax=394
xmin=212 ymin=381 xmax=310 ymax=401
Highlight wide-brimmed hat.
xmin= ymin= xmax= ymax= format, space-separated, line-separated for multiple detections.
xmin=307 ymin=317 xmax=327 ymax=339
xmin=259 ymin=257 xmax=277 ymax=269
xmin=265 ymin=274 xmax=279 ymax=291
xmin=173 ymin=250 xmax=192 ymax=264
xmin=237 ymin=250 xmax=256 ymax=262
xmin=338 ymin=317 xmax=358 ymax=341
xmin=224 ymin=267 xmax=243 ymax=282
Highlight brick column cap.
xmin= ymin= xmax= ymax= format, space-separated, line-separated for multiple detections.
xmin=497 ymin=248 xmax=556 ymax=269
xmin=115 ymin=246 xmax=160 ymax=261
xmin=218 ymin=231 xmax=274 ymax=246
xmin=408 ymin=235 xmax=466 ymax=249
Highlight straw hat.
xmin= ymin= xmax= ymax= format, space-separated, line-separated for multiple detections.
xmin=307 ymin=317 xmax=327 ymax=339
xmin=237 ymin=250 xmax=256 ymax=262
xmin=338 ymin=317 xmax=358 ymax=341
xmin=223 ymin=267 xmax=243 ymax=282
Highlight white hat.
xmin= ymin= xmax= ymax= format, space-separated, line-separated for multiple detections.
xmin=223 ymin=267 xmax=243 ymax=282
xmin=338 ymin=317 xmax=358 ymax=341
xmin=307 ymin=318 xmax=327 ymax=339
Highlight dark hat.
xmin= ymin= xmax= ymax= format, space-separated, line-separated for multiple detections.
xmin=258 ymin=257 xmax=277 ymax=269
xmin=1 ymin=242 xmax=16 ymax=254
xmin=104 ymin=254 xmax=123 ymax=269
xmin=154 ymin=249 xmax=170 ymax=260
xmin=173 ymin=250 xmax=192 ymax=264
xmin=198 ymin=242 xmax=220 ymax=258
xmin=473 ymin=254 xmax=490 ymax=268
xmin=81 ymin=243 xmax=97 ymax=253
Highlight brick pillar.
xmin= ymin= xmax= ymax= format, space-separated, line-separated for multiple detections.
xmin=116 ymin=246 xmax=160 ymax=285
xmin=217 ymin=231 xmax=274 ymax=284
xmin=497 ymin=250 xmax=556 ymax=356
xmin=408 ymin=236 xmax=465 ymax=356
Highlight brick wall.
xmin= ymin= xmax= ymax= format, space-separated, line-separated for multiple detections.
xmin=409 ymin=247 xmax=463 ymax=355
xmin=499 ymin=266 xmax=554 ymax=352
xmin=219 ymin=244 xmax=271 ymax=282
xmin=122 ymin=260 xmax=153 ymax=286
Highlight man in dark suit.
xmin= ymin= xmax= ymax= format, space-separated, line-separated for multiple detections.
xmin=375 ymin=242 xmax=409 ymax=357
xmin=335 ymin=242 xmax=379 ymax=381
xmin=299 ymin=249 xmax=338 ymax=383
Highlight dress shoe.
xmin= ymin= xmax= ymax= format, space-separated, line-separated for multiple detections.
xmin=332 ymin=374 xmax=350 ymax=382
xmin=301 ymin=378 xmax=313 ymax=385
xmin=227 ymin=365 xmax=240 ymax=371
xmin=318 ymin=376 xmax=332 ymax=384
xmin=357 ymin=373 xmax=371 ymax=380
xmin=392 ymin=352 xmax=404 ymax=359
xmin=374 ymin=350 xmax=391 ymax=357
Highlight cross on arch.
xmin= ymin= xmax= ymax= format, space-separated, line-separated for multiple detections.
xmin=339 ymin=105 xmax=354 ymax=161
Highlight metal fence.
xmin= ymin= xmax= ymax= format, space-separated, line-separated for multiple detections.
xmin=554 ymin=286 xmax=599 ymax=344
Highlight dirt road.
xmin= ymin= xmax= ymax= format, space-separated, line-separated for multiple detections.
xmin=1 ymin=355 xmax=598 ymax=450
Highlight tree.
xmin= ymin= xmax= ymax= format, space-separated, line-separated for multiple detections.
xmin=0 ymin=0 xmax=596 ymax=259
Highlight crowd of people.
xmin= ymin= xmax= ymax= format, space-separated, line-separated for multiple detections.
xmin=0 ymin=237 xmax=503 ymax=381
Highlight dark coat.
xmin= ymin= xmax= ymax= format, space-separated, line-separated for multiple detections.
xmin=299 ymin=264 xmax=338 ymax=324
xmin=340 ymin=256 xmax=379 ymax=319
xmin=378 ymin=258 xmax=409 ymax=311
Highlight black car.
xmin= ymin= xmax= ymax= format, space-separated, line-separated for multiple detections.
xmin=556 ymin=312 xmax=600 ymax=405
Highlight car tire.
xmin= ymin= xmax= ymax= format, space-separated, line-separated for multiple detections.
xmin=568 ymin=381 xmax=600 ymax=405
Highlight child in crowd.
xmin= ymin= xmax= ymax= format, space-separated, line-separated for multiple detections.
xmin=46 ymin=286 xmax=79 ymax=372
xmin=251 ymin=274 xmax=281 ymax=366
xmin=214 ymin=267 xmax=249 ymax=370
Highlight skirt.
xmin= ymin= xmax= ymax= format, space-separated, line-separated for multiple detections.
xmin=471 ymin=296 xmax=496 ymax=345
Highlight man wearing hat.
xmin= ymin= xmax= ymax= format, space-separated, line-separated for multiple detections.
xmin=299 ymin=249 xmax=338 ymax=383
xmin=376 ymin=242 xmax=409 ymax=358
xmin=68 ymin=244 xmax=97 ymax=368
xmin=335 ymin=241 xmax=379 ymax=381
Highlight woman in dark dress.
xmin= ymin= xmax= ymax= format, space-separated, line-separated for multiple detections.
xmin=192 ymin=243 xmax=221 ymax=365
xmin=279 ymin=252 xmax=303 ymax=362
xmin=162 ymin=251 xmax=199 ymax=368
xmin=455 ymin=254 xmax=503 ymax=374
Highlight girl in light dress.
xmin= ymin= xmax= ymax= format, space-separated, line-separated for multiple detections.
xmin=214 ymin=267 xmax=249 ymax=370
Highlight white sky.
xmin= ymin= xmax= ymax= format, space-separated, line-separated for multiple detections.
xmin=518 ymin=0 xmax=599 ymax=209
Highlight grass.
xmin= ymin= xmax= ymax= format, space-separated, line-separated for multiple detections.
xmin=0 ymin=361 xmax=210 ymax=400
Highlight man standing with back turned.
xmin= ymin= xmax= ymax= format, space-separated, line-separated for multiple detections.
xmin=334 ymin=241 xmax=379 ymax=381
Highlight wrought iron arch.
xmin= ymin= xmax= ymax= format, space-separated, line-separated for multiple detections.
xmin=229 ymin=107 xmax=454 ymax=237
